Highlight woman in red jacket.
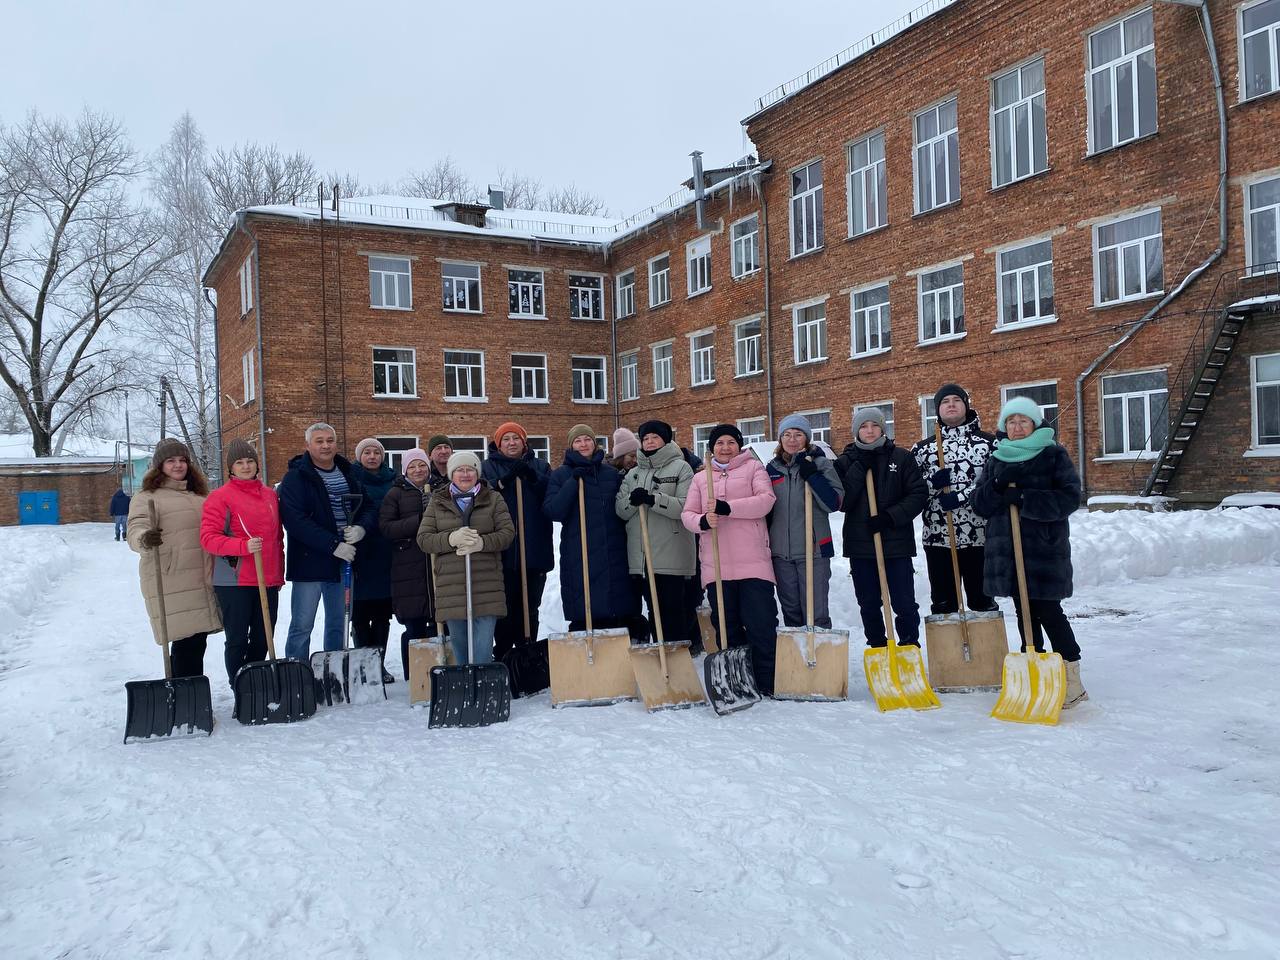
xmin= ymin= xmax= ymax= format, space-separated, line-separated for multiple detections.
xmin=200 ymin=439 xmax=286 ymax=687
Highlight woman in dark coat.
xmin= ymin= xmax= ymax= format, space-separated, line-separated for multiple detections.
xmin=378 ymin=447 xmax=436 ymax=680
xmin=544 ymin=423 xmax=637 ymax=633
xmin=349 ymin=438 xmax=396 ymax=682
xmin=971 ymin=397 xmax=1087 ymax=707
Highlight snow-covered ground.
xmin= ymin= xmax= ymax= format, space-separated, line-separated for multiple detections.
xmin=2 ymin=509 xmax=1279 ymax=959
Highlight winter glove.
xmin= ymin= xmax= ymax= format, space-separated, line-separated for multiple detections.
xmin=511 ymin=460 xmax=534 ymax=482
xmin=929 ymin=468 xmax=952 ymax=491
xmin=938 ymin=491 xmax=962 ymax=512
xmin=797 ymin=456 xmax=818 ymax=480
xmin=571 ymin=465 xmax=593 ymax=479
xmin=141 ymin=529 xmax=163 ymax=548
xmin=629 ymin=488 xmax=656 ymax=507
xmin=456 ymin=538 xmax=484 ymax=557
xmin=699 ymin=514 xmax=711 ymax=531
xmin=866 ymin=514 xmax=891 ymax=535
xmin=992 ymin=464 xmax=1024 ymax=492
xmin=1001 ymin=487 xmax=1024 ymax=508
xmin=447 ymin=527 xmax=480 ymax=548
xmin=714 ymin=499 xmax=731 ymax=516
xmin=333 ymin=543 xmax=357 ymax=562
xmin=343 ymin=524 xmax=366 ymax=544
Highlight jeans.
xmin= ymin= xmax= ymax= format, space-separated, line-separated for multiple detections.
xmin=445 ymin=615 xmax=498 ymax=665
xmin=285 ymin=579 xmax=346 ymax=660
xmin=849 ymin=557 xmax=921 ymax=647
xmin=113 ymin=515 xmax=127 ymax=539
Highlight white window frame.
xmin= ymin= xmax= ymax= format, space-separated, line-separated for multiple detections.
xmin=1086 ymin=8 xmax=1157 ymax=154
xmin=792 ymin=298 xmax=829 ymax=365
xmin=687 ymin=235 xmax=712 ymax=297
xmin=692 ymin=424 xmax=715 ymax=458
xmin=991 ymin=57 xmax=1048 ymax=188
xmin=1244 ymin=173 xmax=1280 ymax=275
xmin=372 ymin=346 xmax=417 ymax=399
xmin=571 ymin=355 xmax=608 ymax=404
xmin=731 ymin=215 xmax=760 ymax=278
xmin=790 ymin=159 xmax=824 ymax=257
xmin=569 ymin=273 xmax=605 ymax=321
xmin=914 ymin=97 xmax=960 ymax=214
xmin=1001 ymin=380 xmax=1060 ymax=433
xmin=1093 ymin=208 xmax=1164 ymax=306
xmin=1240 ymin=0 xmax=1280 ymax=102
xmin=919 ymin=395 xmax=938 ymax=440
xmin=441 ymin=261 xmax=482 ymax=313
xmin=241 ymin=348 xmax=256 ymax=404
xmin=846 ymin=131 xmax=888 ymax=238
xmin=648 ymin=254 xmax=671 ymax=308
xmin=616 ymin=269 xmax=636 ymax=318
xmin=855 ymin=401 xmax=896 ymax=440
xmin=443 ymin=349 xmax=486 ymax=402
xmin=620 ymin=351 xmax=639 ymax=402
xmin=451 ymin=436 xmax=488 ymax=460
xmin=917 ymin=263 xmax=966 ymax=344
xmin=376 ymin=436 xmax=419 ymax=472
xmin=651 ymin=340 xmax=674 ymax=394
xmin=368 ymin=255 xmax=413 ymax=310
xmin=508 ymin=267 xmax=546 ymax=319
xmin=737 ymin=417 xmax=767 ymax=445
xmin=997 ymin=239 xmax=1056 ymax=328
xmin=850 ymin=282 xmax=891 ymax=358
xmin=734 ymin=316 xmax=763 ymax=378
xmin=1250 ymin=352 xmax=1280 ymax=451
xmin=509 ymin=352 xmax=549 ymax=404
xmin=527 ymin=436 xmax=552 ymax=462
xmin=238 ymin=257 xmax=253 ymax=316
xmin=689 ymin=328 xmax=716 ymax=386
xmin=1100 ymin=368 xmax=1169 ymax=458
xmin=798 ymin=409 xmax=832 ymax=445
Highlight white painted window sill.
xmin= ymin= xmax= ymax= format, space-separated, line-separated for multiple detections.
xmin=794 ymin=357 xmax=829 ymax=367
xmin=573 ymin=399 xmax=609 ymax=405
xmin=734 ymin=370 xmax=764 ymax=379
xmin=652 ymin=387 xmax=674 ymax=396
xmin=443 ymin=307 xmax=483 ymax=315
xmin=917 ymin=332 xmax=968 ymax=349
xmin=687 ymin=287 xmax=712 ymax=299
xmin=509 ymin=398 xmax=549 ymax=405
xmin=992 ymin=316 xmax=1057 ymax=334
xmin=1091 ymin=291 xmax=1164 ymax=311
xmin=1243 ymin=448 xmax=1280 ymax=458
xmin=444 ymin=396 xmax=489 ymax=404
xmin=1092 ymin=453 xmax=1158 ymax=463
xmin=370 ymin=304 xmax=413 ymax=312
xmin=850 ymin=347 xmax=892 ymax=360
xmin=508 ymin=314 xmax=546 ymax=321
xmin=372 ymin=394 xmax=419 ymax=400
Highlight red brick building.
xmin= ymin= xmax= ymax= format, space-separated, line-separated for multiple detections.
xmin=205 ymin=0 xmax=1280 ymax=504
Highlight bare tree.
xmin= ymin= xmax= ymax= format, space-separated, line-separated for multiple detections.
xmin=205 ymin=142 xmax=317 ymax=232
xmin=399 ymin=157 xmax=478 ymax=203
xmin=493 ymin=166 xmax=545 ymax=210
xmin=544 ymin=183 xmax=609 ymax=217
xmin=0 ymin=110 xmax=170 ymax=458
xmin=325 ymin=170 xmax=389 ymax=200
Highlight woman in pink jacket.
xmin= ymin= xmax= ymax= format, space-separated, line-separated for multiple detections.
xmin=681 ymin=424 xmax=778 ymax=694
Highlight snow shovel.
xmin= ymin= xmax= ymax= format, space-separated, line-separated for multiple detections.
xmin=124 ymin=500 xmax=213 ymax=743
xmin=629 ymin=504 xmax=706 ymax=711
xmin=428 ymin=551 xmax=512 ymax=728
xmin=501 ymin=476 xmax=550 ymax=697
xmin=774 ymin=482 xmax=849 ymax=701
xmin=310 ymin=562 xmax=387 ymax=707
xmin=696 ymin=605 xmax=720 ymax=654
xmin=547 ymin=477 xmax=637 ymax=707
xmin=233 ymin=520 xmax=316 ymax=724
xmin=862 ymin=469 xmax=940 ymax=712
xmin=924 ymin=424 xmax=1007 ymax=693
xmin=701 ymin=457 xmax=762 ymax=716
xmin=991 ymin=489 xmax=1066 ymax=725
xmin=408 ymin=554 xmax=448 ymax=707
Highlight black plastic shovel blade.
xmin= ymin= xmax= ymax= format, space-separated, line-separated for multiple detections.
xmin=501 ymin=640 xmax=550 ymax=698
xmin=233 ymin=659 xmax=317 ymax=725
xmin=703 ymin=646 xmax=762 ymax=716
xmin=428 ymin=664 xmax=512 ymax=728
xmin=124 ymin=676 xmax=214 ymax=743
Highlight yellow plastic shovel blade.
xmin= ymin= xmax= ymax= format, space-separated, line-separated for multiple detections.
xmin=990 ymin=651 xmax=1066 ymax=725
xmin=863 ymin=645 xmax=941 ymax=712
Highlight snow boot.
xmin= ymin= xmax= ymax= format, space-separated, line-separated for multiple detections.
xmin=1063 ymin=660 xmax=1089 ymax=709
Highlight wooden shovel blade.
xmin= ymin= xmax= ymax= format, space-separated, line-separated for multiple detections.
xmin=547 ymin=628 xmax=637 ymax=707
xmin=629 ymin=642 xmax=706 ymax=711
xmin=863 ymin=645 xmax=941 ymax=712
xmin=408 ymin=639 xmax=447 ymax=706
xmin=924 ymin=612 xmax=1009 ymax=692
xmin=773 ymin=628 xmax=850 ymax=701
xmin=991 ymin=651 xmax=1066 ymax=725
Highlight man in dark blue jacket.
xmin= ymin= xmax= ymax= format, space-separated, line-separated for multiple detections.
xmin=109 ymin=485 xmax=131 ymax=541
xmin=279 ymin=422 xmax=375 ymax=660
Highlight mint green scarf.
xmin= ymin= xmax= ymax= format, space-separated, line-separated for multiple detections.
xmin=992 ymin=427 xmax=1057 ymax=463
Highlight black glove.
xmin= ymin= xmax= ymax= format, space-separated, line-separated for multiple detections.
xmin=571 ymin=464 xmax=593 ymax=479
xmin=938 ymin=491 xmax=961 ymax=511
xmin=866 ymin=514 xmax=890 ymax=535
xmin=797 ymin=457 xmax=818 ymax=480
xmin=510 ymin=460 xmax=534 ymax=482
xmin=929 ymin=468 xmax=952 ymax=491
xmin=992 ymin=464 xmax=1024 ymax=492
xmin=699 ymin=514 xmax=711 ymax=531
xmin=1002 ymin=487 xmax=1024 ymax=507
xmin=714 ymin=499 xmax=731 ymax=516
xmin=629 ymin=488 xmax=656 ymax=507
xmin=141 ymin=528 xmax=163 ymax=548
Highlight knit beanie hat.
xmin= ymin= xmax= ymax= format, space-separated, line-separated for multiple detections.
xmin=567 ymin=423 xmax=596 ymax=447
xmin=611 ymin=428 xmax=640 ymax=458
xmin=997 ymin=396 xmax=1044 ymax=430
xmin=776 ymin=413 xmax=812 ymax=441
xmin=933 ymin=383 xmax=970 ymax=414
xmin=354 ymin=437 xmax=385 ymax=460
xmin=402 ymin=448 xmax=429 ymax=470
xmin=225 ymin=438 xmax=258 ymax=475
xmin=707 ymin=424 xmax=744 ymax=451
xmin=426 ymin=435 xmax=452 ymax=455
xmin=152 ymin=437 xmax=190 ymax=469
xmin=852 ymin=407 xmax=888 ymax=451
xmin=636 ymin=419 xmax=673 ymax=445
xmin=493 ymin=421 xmax=528 ymax=446
xmin=446 ymin=450 xmax=482 ymax=480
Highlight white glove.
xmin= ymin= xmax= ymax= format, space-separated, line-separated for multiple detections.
xmin=456 ymin=537 xmax=483 ymax=557
xmin=343 ymin=525 xmax=366 ymax=544
xmin=333 ymin=543 xmax=357 ymax=562
xmin=447 ymin=527 xmax=480 ymax=548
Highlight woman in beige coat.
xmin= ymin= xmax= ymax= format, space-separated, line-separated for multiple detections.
xmin=127 ymin=439 xmax=222 ymax=677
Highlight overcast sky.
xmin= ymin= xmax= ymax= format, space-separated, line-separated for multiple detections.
xmin=4 ymin=0 xmax=925 ymax=217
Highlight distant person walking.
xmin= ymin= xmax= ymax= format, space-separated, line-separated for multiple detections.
xmin=110 ymin=485 xmax=131 ymax=541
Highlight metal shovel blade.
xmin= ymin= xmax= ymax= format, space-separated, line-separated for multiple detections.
xmin=703 ymin=645 xmax=761 ymax=716
xmin=233 ymin=659 xmax=317 ymax=725
xmin=428 ymin=663 xmax=512 ymax=728
xmin=991 ymin=651 xmax=1066 ymax=725
xmin=124 ymin=676 xmax=214 ymax=743
xmin=863 ymin=645 xmax=941 ymax=712
xmin=309 ymin=646 xmax=386 ymax=707
xmin=629 ymin=642 xmax=706 ymax=711
xmin=773 ymin=627 xmax=850 ymax=701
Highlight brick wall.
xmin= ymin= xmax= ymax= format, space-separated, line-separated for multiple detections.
xmin=0 ymin=469 xmax=123 ymax=525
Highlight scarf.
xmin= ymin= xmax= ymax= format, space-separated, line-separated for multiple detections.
xmin=992 ymin=427 xmax=1057 ymax=463
xmin=854 ymin=436 xmax=886 ymax=452
xmin=450 ymin=482 xmax=477 ymax=516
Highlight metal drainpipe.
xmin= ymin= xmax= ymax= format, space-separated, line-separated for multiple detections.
xmin=202 ymin=287 xmax=224 ymax=477
xmin=1073 ymin=0 xmax=1226 ymax=499
xmin=759 ymin=172 xmax=775 ymax=432
xmin=235 ymin=212 xmax=269 ymax=480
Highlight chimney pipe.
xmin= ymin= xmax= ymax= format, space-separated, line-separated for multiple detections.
xmin=488 ymin=185 xmax=505 ymax=210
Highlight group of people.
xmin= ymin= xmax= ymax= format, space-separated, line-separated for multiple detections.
xmin=125 ymin=381 xmax=1088 ymax=709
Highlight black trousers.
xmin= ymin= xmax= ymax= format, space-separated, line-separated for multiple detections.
xmin=215 ymin=585 xmax=279 ymax=687
xmin=169 ymin=633 xmax=208 ymax=678
xmin=923 ymin=544 xmax=997 ymax=614
xmin=849 ymin=557 xmax=921 ymax=647
xmin=352 ymin=597 xmax=393 ymax=653
xmin=493 ymin=569 xmax=548 ymax=661
xmin=707 ymin=578 xmax=779 ymax=695
xmin=631 ymin=573 xmax=690 ymax=646
xmin=683 ymin=557 xmax=706 ymax=652
xmin=1012 ymin=596 xmax=1081 ymax=662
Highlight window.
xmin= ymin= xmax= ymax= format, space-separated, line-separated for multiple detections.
xmin=992 ymin=58 xmax=1048 ymax=187
xmin=616 ymin=269 xmax=636 ymax=318
xmin=735 ymin=317 xmax=763 ymax=377
xmin=731 ymin=216 xmax=760 ymax=277
xmin=443 ymin=350 xmax=485 ymax=401
xmin=687 ymin=236 xmax=712 ymax=296
xmin=693 ymin=424 xmax=715 ymax=457
xmin=441 ymin=262 xmax=481 ymax=313
xmin=915 ymin=98 xmax=960 ymax=213
xmin=738 ymin=418 xmax=766 ymax=445
xmin=372 ymin=347 xmax=416 ymax=398
xmin=569 ymin=274 xmax=604 ymax=320
xmin=793 ymin=301 xmax=828 ymax=365
xmin=620 ymin=351 xmax=639 ymax=401
xmin=1101 ymin=370 xmax=1168 ymax=455
xmin=1246 ymin=175 xmax=1280 ymax=274
xmin=241 ymin=349 xmax=256 ymax=404
xmin=847 ymin=132 xmax=888 ymax=237
xmin=1243 ymin=0 xmax=1280 ymax=100
xmin=527 ymin=436 xmax=551 ymax=462
xmin=800 ymin=410 xmax=832 ymax=445
xmin=790 ymin=160 xmax=824 ymax=256
xmin=238 ymin=257 xmax=253 ymax=315
xmin=919 ymin=396 xmax=938 ymax=439
xmin=596 ymin=436 xmax=611 ymax=453
xmin=690 ymin=330 xmax=715 ymax=386
xmin=648 ymin=254 xmax=671 ymax=307
xmin=851 ymin=284 xmax=891 ymax=356
xmin=998 ymin=240 xmax=1055 ymax=326
xmin=508 ymin=269 xmax=545 ymax=318
xmin=376 ymin=437 xmax=418 ymax=472
xmin=1002 ymin=382 xmax=1060 ymax=434
xmin=1088 ymin=9 xmax=1157 ymax=153
xmin=1095 ymin=210 xmax=1163 ymax=305
xmin=918 ymin=265 xmax=965 ymax=342
xmin=856 ymin=402 xmax=896 ymax=439
xmin=652 ymin=341 xmax=674 ymax=393
xmin=369 ymin=256 xmax=412 ymax=309
xmin=451 ymin=436 xmax=487 ymax=460
xmin=1252 ymin=353 xmax=1280 ymax=448
xmin=572 ymin=356 xmax=607 ymax=403
xmin=510 ymin=353 xmax=548 ymax=403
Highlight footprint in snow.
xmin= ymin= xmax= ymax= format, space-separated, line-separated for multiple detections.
xmin=894 ymin=873 xmax=930 ymax=889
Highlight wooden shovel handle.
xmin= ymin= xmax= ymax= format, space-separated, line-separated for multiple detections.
xmin=148 ymin=499 xmax=173 ymax=679
xmin=866 ymin=469 xmax=898 ymax=664
xmin=706 ymin=458 xmax=728 ymax=644
xmin=1008 ymin=485 xmax=1033 ymax=641
xmin=578 ymin=477 xmax=593 ymax=636
xmin=638 ymin=505 xmax=670 ymax=679
xmin=516 ymin=476 xmax=531 ymax=641
xmin=936 ymin=423 xmax=971 ymax=650
xmin=240 ymin=517 xmax=276 ymax=660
